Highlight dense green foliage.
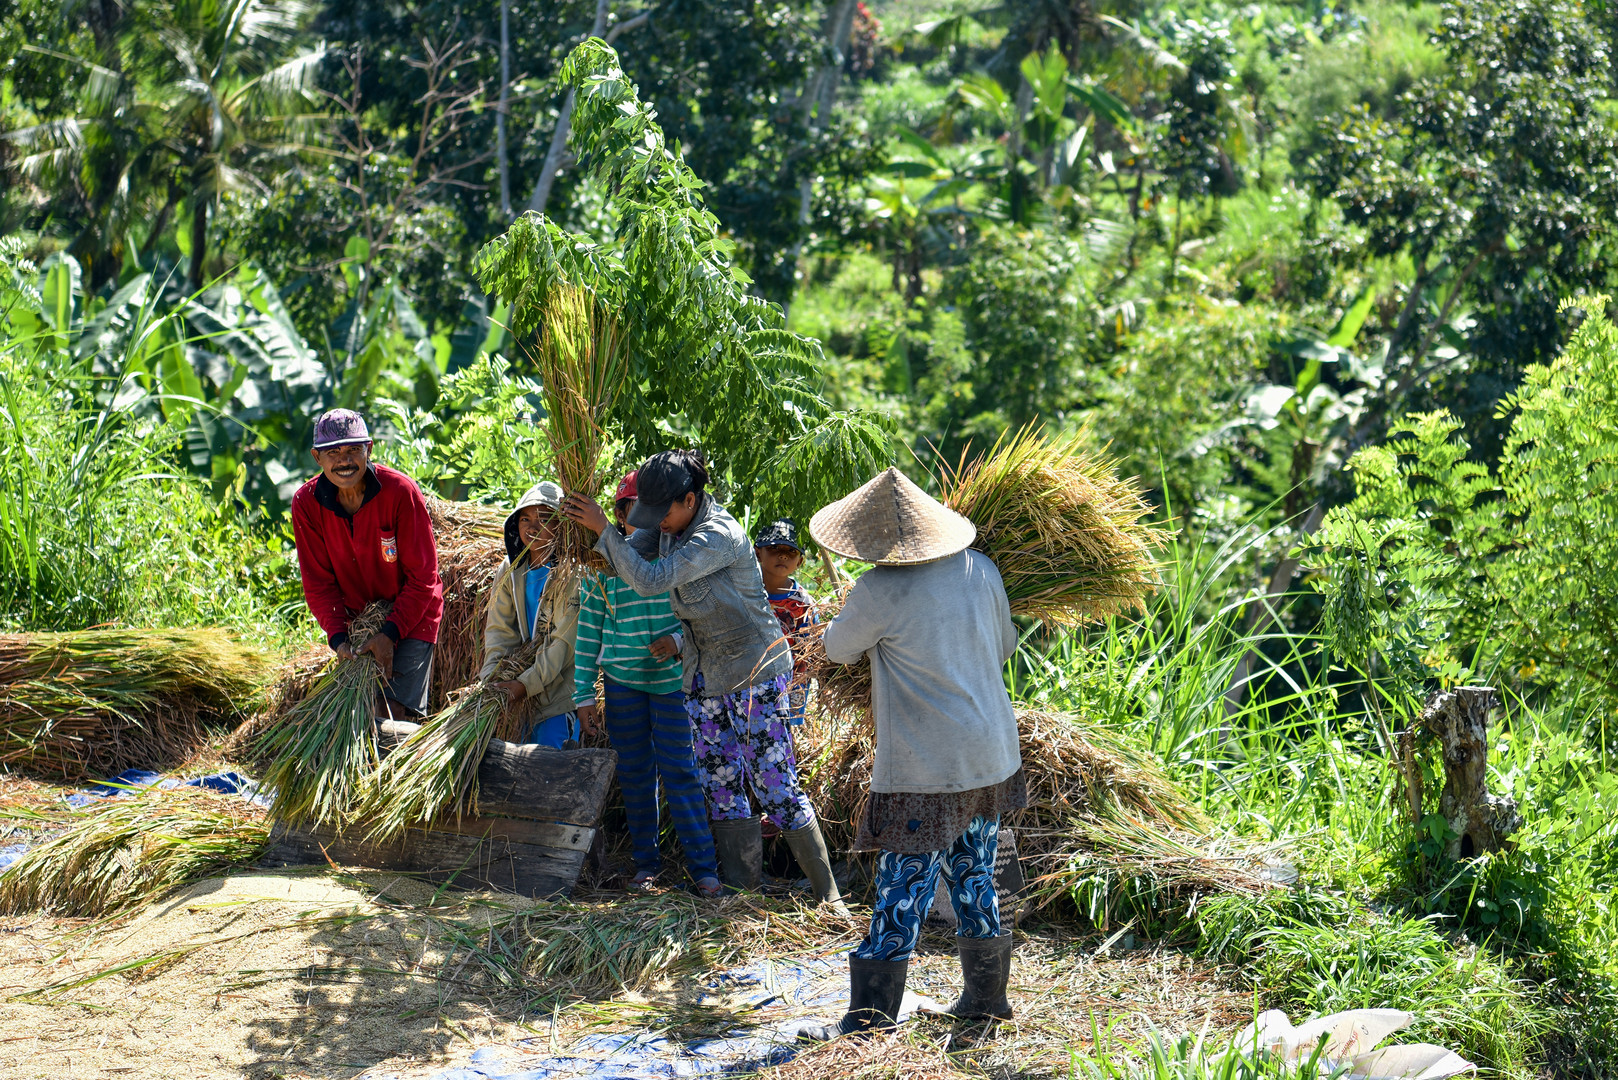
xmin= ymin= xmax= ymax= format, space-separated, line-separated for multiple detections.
xmin=8 ymin=0 xmax=1618 ymax=1075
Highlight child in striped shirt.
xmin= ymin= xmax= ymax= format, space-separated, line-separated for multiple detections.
xmin=574 ymin=473 xmax=721 ymax=896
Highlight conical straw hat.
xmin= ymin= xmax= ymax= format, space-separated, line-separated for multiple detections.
xmin=809 ymin=467 xmax=977 ymax=565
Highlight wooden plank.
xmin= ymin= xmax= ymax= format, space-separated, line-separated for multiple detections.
xmin=377 ymin=720 xmax=616 ymax=826
xmin=260 ymin=820 xmax=589 ymax=898
xmin=415 ymin=813 xmax=594 ymax=852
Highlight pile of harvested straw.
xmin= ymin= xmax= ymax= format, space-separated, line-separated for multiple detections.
xmin=357 ymin=629 xmax=548 ymax=841
xmin=426 ymin=496 xmax=507 ymax=711
xmin=251 ymin=601 xmax=392 ymax=827
xmin=529 ymin=285 xmax=627 ymax=568
xmin=0 ymin=628 xmax=273 ymax=779
xmin=0 ymin=786 xmax=270 ymax=917
xmin=797 ymin=706 xmax=1268 ymax=914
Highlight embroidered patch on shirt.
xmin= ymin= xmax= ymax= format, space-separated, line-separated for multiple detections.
xmin=380 ymin=533 xmax=399 ymax=563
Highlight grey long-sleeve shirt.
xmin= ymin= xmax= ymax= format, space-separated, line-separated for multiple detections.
xmin=595 ymin=495 xmax=791 ymax=696
xmin=822 ymin=549 xmax=1022 ymax=794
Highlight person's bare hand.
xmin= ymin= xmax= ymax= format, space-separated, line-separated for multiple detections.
xmin=649 ymin=635 xmax=680 ymax=661
xmin=359 ymin=633 xmax=395 ymax=679
xmin=495 ymin=680 xmax=527 ymax=705
xmin=577 ymin=703 xmax=601 ymax=736
xmin=560 ymin=495 xmax=610 ymax=536
xmin=335 ymin=642 xmax=357 ymax=662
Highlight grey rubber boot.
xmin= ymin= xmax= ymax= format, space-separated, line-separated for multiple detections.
xmin=781 ymin=819 xmax=850 ymax=913
xmin=710 ymin=815 xmax=763 ymax=892
xmin=949 ymin=933 xmax=1014 ymax=1019
xmin=797 ymin=957 xmax=909 ymax=1041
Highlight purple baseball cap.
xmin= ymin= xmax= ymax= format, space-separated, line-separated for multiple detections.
xmin=312 ymin=409 xmax=372 ymax=449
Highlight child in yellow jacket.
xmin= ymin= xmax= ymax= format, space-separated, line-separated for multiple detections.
xmin=481 ymin=481 xmax=581 ymax=747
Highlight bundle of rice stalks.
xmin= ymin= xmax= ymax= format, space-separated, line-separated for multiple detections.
xmin=0 ymin=628 xmax=274 ymax=780
xmin=530 ymin=285 xmax=627 ymax=567
xmin=939 ymin=423 xmax=1165 ymax=627
xmin=356 ymin=631 xmax=546 ymax=841
xmin=797 ymin=426 xmax=1166 ymax=719
xmin=251 ymin=601 xmax=392 ymax=827
xmin=426 ymin=497 xmax=507 ymax=712
xmin=0 ymin=786 xmax=270 ymax=917
xmin=797 ymin=706 xmax=1268 ymax=918
xmin=244 ymin=498 xmax=507 ymax=731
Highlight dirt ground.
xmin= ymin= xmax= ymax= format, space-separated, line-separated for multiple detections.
xmin=0 ymin=772 xmax=1249 ymax=1080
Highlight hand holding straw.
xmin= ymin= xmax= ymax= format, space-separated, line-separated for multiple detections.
xmin=356 ymin=627 xmax=549 ymax=843
xmin=252 ymin=600 xmax=394 ymax=827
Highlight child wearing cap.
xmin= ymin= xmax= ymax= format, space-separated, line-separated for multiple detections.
xmin=481 ymin=482 xmax=581 ymax=748
xmin=560 ymin=451 xmax=844 ymax=908
xmin=799 ymin=467 xmax=1026 ymax=1042
xmin=754 ymin=519 xmax=818 ymax=726
xmin=573 ymin=473 xmax=721 ymax=897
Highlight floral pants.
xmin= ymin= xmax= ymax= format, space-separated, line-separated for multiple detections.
xmin=851 ymin=815 xmax=1002 ymax=963
xmin=686 ymin=671 xmax=815 ymax=830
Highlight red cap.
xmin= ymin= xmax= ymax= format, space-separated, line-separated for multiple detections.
xmin=614 ymin=471 xmax=638 ymax=501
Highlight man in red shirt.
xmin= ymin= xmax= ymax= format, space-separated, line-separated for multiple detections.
xmin=291 ymin=409 xmax=445 ymax=718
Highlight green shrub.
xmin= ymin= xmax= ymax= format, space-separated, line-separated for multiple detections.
xmin=1197 ymin=890 xmax=1545 ymax=1075
xmin=1312 ymin=296 xmax=1618 ymax=711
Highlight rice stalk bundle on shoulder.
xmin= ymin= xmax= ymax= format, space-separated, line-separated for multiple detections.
xmin=797 ymin=426 xmax=1165 ymax=719
xmin=939 ymin=423 xmax=1165 ymax=627
xmin=425 ymin=496 xmax=507 ymax=711
xmin=0 ymin=628 xmax=273 ymax=779
xmin=797 ymin=706 xmax=1268 ymax=918
xmin=357 ymin=625 xmax=550 ymax=842
xmin=0 ymin=786 xmax=270 ymax=917
xmin=529 ymin=285 xmax=628 ymax=568
xmin=251 ymin=600 xmax=392 ymax=827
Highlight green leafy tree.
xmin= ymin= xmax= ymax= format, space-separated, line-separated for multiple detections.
xmin=1305 ymin=0 xmax=1618 ymax=454
xmin=5 ymin=0 xmax=326 ymax=290
xmin=1313 ymin=297 xmax=1618 ymax=706
xmin=473 ymin=39 xmax=892 ymax=526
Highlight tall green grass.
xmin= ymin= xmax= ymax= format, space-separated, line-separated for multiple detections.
xmin=0 ymin=274 xmax=301 ymax=639
xmin=1013 ymin=518 xmax=1618 ymax=1076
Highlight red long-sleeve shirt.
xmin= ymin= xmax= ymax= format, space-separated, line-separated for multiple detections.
xmin=291 ymin=464 xmax=444 ymax=647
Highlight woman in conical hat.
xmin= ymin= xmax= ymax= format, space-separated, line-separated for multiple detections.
xmin=799 ymin=466 xmax=1026 ymax=1042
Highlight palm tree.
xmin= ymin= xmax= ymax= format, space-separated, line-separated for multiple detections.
xmin=7 ymin=0 xmax=325 ymax=290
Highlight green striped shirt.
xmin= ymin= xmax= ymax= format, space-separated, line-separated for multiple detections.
xmin=573 ymin=572 xmax=685 ymax=703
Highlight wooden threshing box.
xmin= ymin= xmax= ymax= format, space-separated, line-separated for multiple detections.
xmin=261 ymin=720 xmax=617 ymax=898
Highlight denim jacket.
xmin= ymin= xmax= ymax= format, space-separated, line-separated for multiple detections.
xmin=595 ymin=494 xmax=791 ymax=697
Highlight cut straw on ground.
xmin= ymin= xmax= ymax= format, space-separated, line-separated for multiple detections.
xmin=797 ymin=705 xmax=1269 ymax=916
xmin=0 ymin=785 xmax=270 ymax=917
xmin=0 ymin=628 xmax=274 ymax=779
xmin=250 ymin=600 xmax=392 ymax=827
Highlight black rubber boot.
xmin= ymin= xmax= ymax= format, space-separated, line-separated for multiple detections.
xmin=710 ymin=816 xmax=763 ymax=892
xmin=798 ymin=957 xmax=909 ymax=1041
xmin=781 ymin=819 xmax=850 ymax=914
xmin=950 ymin=933 xmax=1014 ymax=1019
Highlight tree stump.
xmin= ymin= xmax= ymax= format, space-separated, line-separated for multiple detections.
xmin=1419 ymin=686 xmax=1523 ymax=860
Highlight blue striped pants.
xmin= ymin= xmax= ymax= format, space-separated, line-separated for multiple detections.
xmin=602 ymin=679 xmax=719 ymax=881
xmin=851 ymin=815 xmax=1002 ymax=962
